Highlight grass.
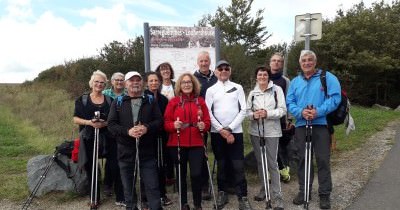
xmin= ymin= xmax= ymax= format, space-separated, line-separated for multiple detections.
xmin=333 ymin=105 xmax=400 ymax=151
xmin=1 ymin=84 xmax=400 ymax=202
xmin=0 ymin=105 xmax=44 ymax=201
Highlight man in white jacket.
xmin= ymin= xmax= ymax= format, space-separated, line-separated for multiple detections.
xmin=205 ymin=60 xmax=252 ymax=210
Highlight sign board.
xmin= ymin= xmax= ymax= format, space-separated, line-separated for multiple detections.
xmin=149 ymin=26 xmax=216 ymax=78
xmin=294 ymin=13 xmax=322 ymax=41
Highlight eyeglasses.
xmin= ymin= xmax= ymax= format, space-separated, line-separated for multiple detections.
xmin=181 ymin=80 xmax=193 ymax=86
xmin=94 ymin=81 xmax=105 ymax=85
xmin=114 ymin=79 xmax=124 ymax=82
xmin=217 ymin=67 xmax=231 ymax=72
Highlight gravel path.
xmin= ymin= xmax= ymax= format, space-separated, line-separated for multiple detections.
xmin=2 ymin=121 xmax=398 ymax=210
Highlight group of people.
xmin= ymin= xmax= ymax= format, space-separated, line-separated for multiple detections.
xmin=73 ymin=49 xmax=341 ymax=210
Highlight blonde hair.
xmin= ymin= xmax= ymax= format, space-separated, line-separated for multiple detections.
xmin=89 ymin=70 xmax=108 ymax=88
xmin=174 ymin=73 xmax=201 ymax=97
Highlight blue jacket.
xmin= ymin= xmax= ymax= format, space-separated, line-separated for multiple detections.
xmin=286 ymin=69 xmax=341 ymax=127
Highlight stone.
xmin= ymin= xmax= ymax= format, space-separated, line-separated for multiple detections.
xmin=372 ymin=104 xmax=392 ymax=110
xmin=27 ymin=154 xmax=88 ymax=197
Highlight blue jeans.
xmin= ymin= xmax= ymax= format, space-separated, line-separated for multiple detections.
xmin=119 ymin=158 xmax=161 ymax=210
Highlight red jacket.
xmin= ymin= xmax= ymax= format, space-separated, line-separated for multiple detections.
xmin=164 ymin=94 xmax=211 ymax=147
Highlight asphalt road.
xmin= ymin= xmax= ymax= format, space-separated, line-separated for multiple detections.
xmin=346 ymin=125 xmax=400 ymax=210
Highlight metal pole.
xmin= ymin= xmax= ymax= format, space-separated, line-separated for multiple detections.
xmin=305 ymin=13 xmax=311 ymax=50
xmin=215 ymin=27 xmax=221 ymax=62
xmin=143 ymin=22 xmax=151 ymax=72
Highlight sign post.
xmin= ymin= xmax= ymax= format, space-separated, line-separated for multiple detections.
xmin=295 ymin=13 xmax=322 ymax=50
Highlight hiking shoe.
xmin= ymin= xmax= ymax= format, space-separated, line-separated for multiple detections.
xmin=182 ymin=203 xmax=190 ymax=210
xmin=319 ymin=195 xmax=331 ymax=209
xmin=279 ymin=166 xmax=290 ymax=183
xmin=103 ymin=185 xmax=113 ymax=197
xmin=274 ymin=196 xmax=284 ymax=210
xmin=292 ymin=192 xmax=311 ymax=205
xmin=238 ymin=197 xmax=253 ymax=210
xmin=115 ymin=201 xmax=126 ymax=207
xmin=161 ymin=196 xmax=172 ymax=206
xmin=202 ymin=188 xmax=212 ymax=200
xmin=216 ymin=191 xmax=228 ymax=209
xmin=253 ymin=188 xmax=265 ymax=201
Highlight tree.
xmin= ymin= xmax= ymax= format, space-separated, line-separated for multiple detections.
xmin=199 ymin=0 xmax=270 ymax=53
xmin=287 ymin=0 xmax=400 ymax=107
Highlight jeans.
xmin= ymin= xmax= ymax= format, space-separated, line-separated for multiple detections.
xmin=119 ymin=158 xmax=161 ymax=210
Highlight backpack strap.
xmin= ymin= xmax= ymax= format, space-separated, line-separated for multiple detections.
xmin=320 ymin=70 xmax=328 ymax=97
xmin=82 ymin=93 xmax=88 ymax=107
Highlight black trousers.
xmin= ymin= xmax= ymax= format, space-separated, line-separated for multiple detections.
xmin=211 ymin=132 xmax=247 ymax=198
xmin=169 ymin=146 xmax=204 ymax=207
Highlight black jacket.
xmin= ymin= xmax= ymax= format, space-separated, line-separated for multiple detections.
xmin=194 ymin=70 xmax=218 ymax=98
xmin=107 ymin=94 xmax=162 ymax=162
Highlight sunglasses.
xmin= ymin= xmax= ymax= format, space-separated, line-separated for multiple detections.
xmin=217 ymin=67 xmax=231 ymax=72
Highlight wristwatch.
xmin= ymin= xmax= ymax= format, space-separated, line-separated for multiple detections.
xmin=223 ymin=127 xmax=232 ymax=133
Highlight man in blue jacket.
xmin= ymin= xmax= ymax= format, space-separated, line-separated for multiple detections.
xmin=286 ymin=50 xmax=341 ymax=209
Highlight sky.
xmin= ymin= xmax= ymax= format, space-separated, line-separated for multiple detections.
xmin=0 ymin=0 xmax=392 ymax=83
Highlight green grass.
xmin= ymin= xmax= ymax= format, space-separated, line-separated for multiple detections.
xmin=0 ymin=105 xmax=45 ymax=201
xmin=333 ymin=105 xmax=400 ymax=151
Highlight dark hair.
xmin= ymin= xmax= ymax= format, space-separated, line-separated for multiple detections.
xmin=145 ymin=71 xmax=162 ymax=83
xmin=155 ymin=62 xmax=175 ymax=80
xmin=254 ymin=66 xmax=271 ymax=78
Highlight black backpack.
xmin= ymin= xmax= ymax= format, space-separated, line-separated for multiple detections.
xmin=320 ymin=70 xmax=350 ymax=125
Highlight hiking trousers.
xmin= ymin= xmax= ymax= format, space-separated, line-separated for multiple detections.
xmin=295 ymin=125 xmax=332 ymax=196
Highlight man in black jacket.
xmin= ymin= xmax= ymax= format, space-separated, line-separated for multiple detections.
xmin=108 ymin=71 xmax=163 ymax=210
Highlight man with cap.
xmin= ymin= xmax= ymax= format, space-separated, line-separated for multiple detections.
xmin=205 ymin=60 xmax=253 ymax=210
xmin=108 ymin=71 xmax=163 ymax=210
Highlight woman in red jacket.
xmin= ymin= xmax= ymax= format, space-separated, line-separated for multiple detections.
xmin=164 ymin=72 xmax=211 ymax=210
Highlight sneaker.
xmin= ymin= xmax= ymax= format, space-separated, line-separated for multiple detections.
xmin=292 ymin=192 xmax=311 ymax=205
xmin=216 ymin=191 xmax=228 ymax=209
xmin=253 ymin=188 xmax=265 ymax=201
xmin=115 ymin=201 xmax=126 ymax=207
xmin=319 ymin=195 xmax=331 ymax=209
xmin=161 ymin=196 xmax=173 ymax=206
xmin=279 ymin=166 xmax=290 ymax=183
xmin=103 ymin=185 xmax=113 ymax=197
xmin=182 ymin=203 xmax=190 ymax=210
xmin=238 ymin=197 xmax=253 ymax=210
xmin=141 ymin=202 xmax=149 ymax=210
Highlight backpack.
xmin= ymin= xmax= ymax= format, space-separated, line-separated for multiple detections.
xmin=320 ymin=70 xmax=350 ymax=125
xmin=54 ymin=140 xmax=75 ymax=177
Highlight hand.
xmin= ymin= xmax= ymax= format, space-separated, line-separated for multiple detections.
xmin=90 ymin=119 xmax=106 ymax=128
xmin=259 ymin=109 xmax=267 ymax=119
xmin=226 ymin=133 xmax=235 ymax=144
xmin=174 ymin=117 xmax=182 ymax=130
xmin=302 ymin=108 xmax=314 ymax=120
xmin=253 ymin=110 xmax=262 ymax=119
xmin=197 ymin=121 xmax=205 ymax=131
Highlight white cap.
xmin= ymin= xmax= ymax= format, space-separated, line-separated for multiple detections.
xmin=124 ymin=71 xmax=142 ymax=81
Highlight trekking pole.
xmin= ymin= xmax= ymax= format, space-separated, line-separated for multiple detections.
xmin=198 ymin=115 xmax=217 ymax=209
xmin=90 ymin=111 xmax=100 ymax=210
xmin=176 ymin=117 xmax=182 ymax=210
xmin=21 ymin=152 xmax=57 ymax=210
xmin=258 ymin=118 xmax=272 ymax=209
xmin=304 ymin=106 xmax=313 ymax=210
xmin=157 ymin=135 xmax=164 ymax=169
xmin=135 ymin=136 xmax=142 ymax=210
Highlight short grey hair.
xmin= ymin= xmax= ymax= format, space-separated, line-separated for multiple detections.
xmin=299 ymin=50 xmax=317 ymax=62
xmin=111 ymin=72 xmax=124 ymax=81
xmin=89 ymin=70 xmax=108 ymax=88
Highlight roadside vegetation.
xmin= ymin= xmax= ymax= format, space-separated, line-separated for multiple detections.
xmin=1 ymin=84 xmax=400 ymax=201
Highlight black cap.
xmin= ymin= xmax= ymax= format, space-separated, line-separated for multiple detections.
xmin=216 ymin=60 xmax=230 ymax=68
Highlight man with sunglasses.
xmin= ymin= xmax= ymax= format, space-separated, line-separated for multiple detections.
xmin=205 ymin=60 xmax=252 ymax=210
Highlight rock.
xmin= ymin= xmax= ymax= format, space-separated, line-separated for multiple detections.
xmin=395 ymin=105 xmax=400 ymax=112
xmin=27 ymin=154 xmax=88 ymax=197
xmin=372 ymin=104 xmax=392 ymax=110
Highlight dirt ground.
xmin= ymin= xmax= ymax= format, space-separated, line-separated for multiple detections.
xmin=2 ymin=120 xmax=398 ymax=210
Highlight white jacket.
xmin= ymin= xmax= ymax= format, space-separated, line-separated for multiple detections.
xmin=247 ymin=81 xmax=287 ymax=137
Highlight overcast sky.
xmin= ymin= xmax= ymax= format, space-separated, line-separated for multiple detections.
xmin=0 ymin=0 xmax=391 ymax=83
